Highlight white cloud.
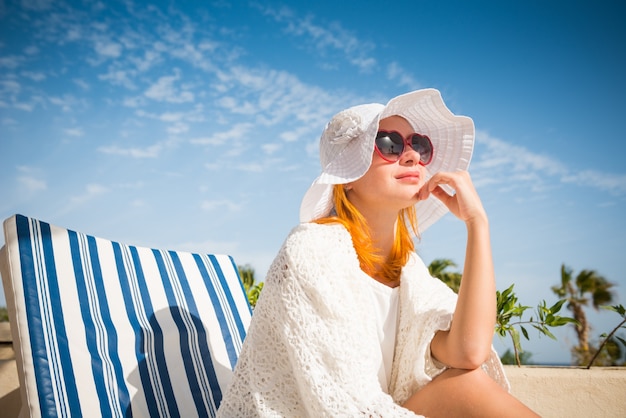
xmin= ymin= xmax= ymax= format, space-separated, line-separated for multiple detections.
xmin=14 ymin=102 xmax=35 ymax=111
xmin=217 ymin=65 xmax=342 ymax=128
xmin=18 ymin=176 xmax=47 ymax=191
xmin=144 ymin=71 xmax=194 ymax=103
xmin=257 ymin=5 xmax=377 ymax=72
xmin=217 ymin=96 xmax=257 ymax=115
xmin=562 ymin=170 xmax=626 ymax=195
xmin=65 ymin=27 xmax=83 ymax=42
xmin=73 ymin=79 xmax=90 ymax=90
xmin=0 ymin=55 xmax=25 ymax=69
xmin=190 ymin=123 xmax=253 ymax=146
xmin=130 ymin=50 xmax=161 ymax=72
xmin=262 ymin=143 xmax=281 ymax=155
xmin=64 ymin=128 xmax=84 ymax=137
xmin=204 ymin=162 xmax=220 ymax=171
xmin=48 ymin=95 xmax=85 ymax=112
xmin=98 ymin=143 xmax=164 ymax=158
xmin=167 ymin=122 xmax=189 ymax=135
xmin=95 ymin=40 xmax=123 ymax=58
xmin=1 ymin=118 xmax=17 ymax=126
xmin=159 ymin=112 xmax=186 ymax=122
xmin=69 ymin=184 xmax=109 ymax=206
xmin=472 ymin=130 xmax=626 ymax=196
xmin=24 ymin=46 xmax=39 ymax=55
xmin=99 ymin=69 xmax=137 ymax=90
xmin=0 ymin=79 xmax=21 ymax=95
xmin=279 ymin=125 xmax=312 ymax=143
xmin=21 ymin=71 xmax=46 ymax=81
xmin=386 ymin=62 xmax=422 ymax=90
xmin=123 ymin=96 xmax=145 ymax=107
xmin=20 ymin=0 xmax=53 ymax=11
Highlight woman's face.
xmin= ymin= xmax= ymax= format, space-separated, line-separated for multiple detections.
xmin=346 ymin=115 xmax=428 ymax=215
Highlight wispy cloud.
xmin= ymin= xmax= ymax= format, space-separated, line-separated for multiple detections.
xmin=279 ymin=125 xmax=312 ymax=143
xmin=473 ymin=130 xmax=626 ymax=196
xmin=217 ymin=65 xmax=343 ymax=128
xmin=16 ymin=166 xmax=46 ymax=192
xmin=261 ymin=143 xmax=281 ymax=155
xmin=21 ymin=71 xmax=46 ymax=81
xmin=48 ymin=95 xmax=86 ymax=112
xmin=94 ymin=40 xmax=123 ymax=58
xmin=562 ymin=170 xmax=626 ymax=195
xmin=20 ymin=0 xmax=54 ymax=12
xmin=0 ymin=79 xmax=21 ymax=96
xmin=144 ymin=70 xmax=194 ymax=103
xmin=0 ymin=55 xmax=25 ymax=69
xmin=64 ymin=128 xmax=84 ymax=137
xmin=17 ymin=176 xmax=47 ymax=192
xmin=73 ymin=79 xmax=90 ymax=90
xmin=97 ymin=140 xmax=172 ymax=158
xmin=69 ymin=183 xmax=109 ymax=205
xmin=256 ymin=4 xmax=377 ymax=72
xmin=190 ymin=123 xmax=254 ymax=147
xmin=386 ymin=62 xmax=422 ymax=90
xmin=99 ymin=69 xmax=137 ymax=90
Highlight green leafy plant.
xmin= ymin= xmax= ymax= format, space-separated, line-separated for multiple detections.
xmin=428 ymin=258 xmax=461 ymax=293
xmin=586 ymin=304 xmax=626 ymax=368
xmin=238 ymin=264 xmax=264 ymax=308
xmin=496 ymin=284 xmax=577 ymax=366
xmin=428 ymin=259 xmax=578 ymax=366
xmin=0 ymin=306 xmax=8 ymax=322
xmin=500 ymin=348 xmax=533 ymax=365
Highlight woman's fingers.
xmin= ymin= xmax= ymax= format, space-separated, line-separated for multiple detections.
xmin=419 ymin=171 xmax=486 ymax=223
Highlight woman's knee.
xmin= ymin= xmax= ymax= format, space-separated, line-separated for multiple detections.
xmin=403 ymin=368 xmax=509 ymax=416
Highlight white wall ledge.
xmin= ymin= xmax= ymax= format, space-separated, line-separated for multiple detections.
xmin=505 ymin=365 xmax=626 ymax=417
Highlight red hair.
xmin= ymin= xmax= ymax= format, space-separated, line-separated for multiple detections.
xmin=314 ymin=184 xmax=419 ymax=283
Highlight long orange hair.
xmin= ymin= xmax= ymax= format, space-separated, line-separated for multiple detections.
xmin=314 ymin=184 xmax=419 ymax=283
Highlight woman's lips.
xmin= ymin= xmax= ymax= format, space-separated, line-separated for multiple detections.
xmin=396 ymin=172 xmax=421 ymax=182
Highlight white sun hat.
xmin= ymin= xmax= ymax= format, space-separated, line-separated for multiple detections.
xmin=299 ymin=88 xmax=475 ymax=234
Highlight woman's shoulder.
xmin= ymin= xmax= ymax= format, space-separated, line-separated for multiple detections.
xmin=285 ymin=222 xmax=350 ymax=245
xmin=282 ymin=222 xmax=356 ymax=260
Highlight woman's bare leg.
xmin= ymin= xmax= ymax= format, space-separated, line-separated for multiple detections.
xmin=402 ymin=368 xmax=539 ymax=418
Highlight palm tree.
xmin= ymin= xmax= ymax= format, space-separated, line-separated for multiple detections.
xmin=551 ymin=264 xmax=615 ymax=363
xmin=428 ymin=258 xmax=462 ymax=293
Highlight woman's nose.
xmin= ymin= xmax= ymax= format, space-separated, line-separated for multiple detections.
xmin=399 ymin=144 xmax=422 ymax=166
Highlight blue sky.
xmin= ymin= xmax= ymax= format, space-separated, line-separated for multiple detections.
xmin=1 ymin=0 xmax=625 ymax=364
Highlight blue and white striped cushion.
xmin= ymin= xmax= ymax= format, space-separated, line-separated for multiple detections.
xmin=0 ymin=214 xmax=252 ymax=418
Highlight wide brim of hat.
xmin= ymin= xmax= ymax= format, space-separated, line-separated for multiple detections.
xmin=300 ymin=88 xmax=474 ymax=235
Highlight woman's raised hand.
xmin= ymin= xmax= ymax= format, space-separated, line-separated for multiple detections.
xmin=418 ymin=171 xmax=487 ymax=226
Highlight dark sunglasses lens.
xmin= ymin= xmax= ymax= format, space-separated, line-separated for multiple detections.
xmin=375 ymin=132 xmax=404 ymax=159
xmin=411 ymin=134 xmax=433 ymax=164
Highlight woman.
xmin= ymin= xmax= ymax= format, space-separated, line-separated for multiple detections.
xmin=217 ymin=89 xmax=538 ymax=417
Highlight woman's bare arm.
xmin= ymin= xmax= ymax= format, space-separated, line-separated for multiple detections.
xmin=419 ymin=171 xmax=496 ymax=369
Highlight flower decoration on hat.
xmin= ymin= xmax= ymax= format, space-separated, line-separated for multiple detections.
xmin=324 ymin=109 xmax=364 ymax=145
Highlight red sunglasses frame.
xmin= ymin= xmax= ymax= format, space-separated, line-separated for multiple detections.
xmin=374 ymin=130 xmax=434 ymax=166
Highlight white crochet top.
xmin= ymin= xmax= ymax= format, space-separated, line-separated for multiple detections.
xmin=365 ymin=277 xmax=400 ymax=393
xmin=217 ymin=223 xmax=509 ymax=417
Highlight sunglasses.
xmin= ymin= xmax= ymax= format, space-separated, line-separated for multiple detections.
xmin=375 ymin=130 xmax=434 ymax=165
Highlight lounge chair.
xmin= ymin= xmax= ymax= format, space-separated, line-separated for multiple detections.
xmin=0 ymin=214 xmax=251 ymax=417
